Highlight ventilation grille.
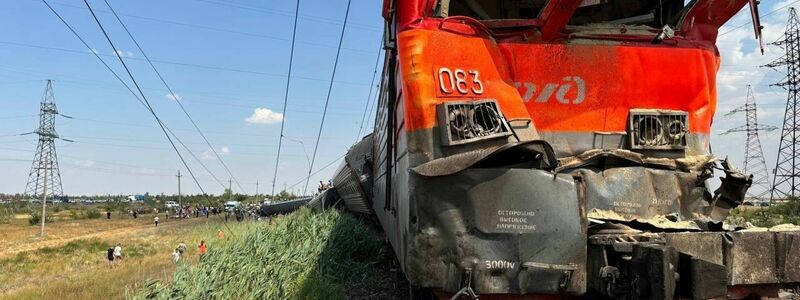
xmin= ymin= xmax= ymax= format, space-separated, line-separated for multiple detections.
xmin=629 ymin=110 xmax=688 ymax=150
xmin=437 ymin=100 xmax=511 ymax=146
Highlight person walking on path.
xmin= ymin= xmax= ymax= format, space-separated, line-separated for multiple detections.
xmin=106 ymin=247 xmax=115 ymax=268
xmin=171 ymin=248 xmax=181 ymax=264
xmin=106 ymin=211 xmax=111 ymax=219
xmin=154 ymin=215 xmax=159 ymax=227
xmin=113 ymin=243 xmax=123 ymax=263
xmin=198 ymin=240 xmax=207 ymax=260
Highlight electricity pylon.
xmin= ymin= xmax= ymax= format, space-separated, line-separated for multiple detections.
xmin=763 ymin=8 xmax=800 ymax=201
xmin=721 ymin=86 xmax=777 ymax=201
xmin=23 ymin=80 xmax=71 ymax=236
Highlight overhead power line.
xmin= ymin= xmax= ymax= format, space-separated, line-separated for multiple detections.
xmin=34 ymin=0 xmax=375 ymax=55
xmin=286 ymin=154 xmax=345 ymax=192
xmin=304 ymin=0 xmax=352 ymax=194
xmin=0 ymin=40 xmax=373 ymax=86
xmin=79 ymin=0 xmax=210 ymax=194
xmin=40 ymin=0 xmax=220 ymax=195
xmin=43 ymin=0 xmax=240 ymax=234
xmin=272 ymin=0 xmax=301 ymax=196
xmin=190 ymin=0 xmax=380 ymax=31
xmin=355 ymin=45 xmax=383 ymax=142
xmin=102 ymin=0 xmax=244 ymax=193
xmin=718 ymin=0 xmax=800 ymax=37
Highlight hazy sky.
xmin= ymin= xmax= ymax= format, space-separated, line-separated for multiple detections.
xmin=0 ymin=0 xmax=793 ymax=196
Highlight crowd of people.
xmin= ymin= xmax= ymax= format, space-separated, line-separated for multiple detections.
xmin=101 ymin=201 xmax=267 ymax=268
xmin=167 ymin=205 xmax=220 ymax=220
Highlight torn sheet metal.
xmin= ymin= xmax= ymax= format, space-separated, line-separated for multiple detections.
xmin=411 ymin=140 xmax=557 ymax=177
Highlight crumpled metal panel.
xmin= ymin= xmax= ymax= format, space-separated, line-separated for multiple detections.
xmin=409 ymin=169 xmax=586 ymax=295
xmin=598 ymin=231 xmax=800 ymax=288
xmin=581 ymin=166 xmax=707 ymax=230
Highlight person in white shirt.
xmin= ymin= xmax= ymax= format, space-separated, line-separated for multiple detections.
xmin=171 ymin=248 xmax=181 ymax=264
xmin=154 ymin=216 xmax=160 ymax=227
xmin=113 ymin=243 xmax=123 ymax=263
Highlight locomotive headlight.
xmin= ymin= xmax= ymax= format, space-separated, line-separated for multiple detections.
xmin=437 ymin=100 xmax=511 ymax=146
xmin=666 ymin=120 xmax=686 ymax=142
xmin=472 ymin=103 xmax=504 ymax=134
xmin=635 ymin=115 xmax=664 ymax=146
xmin=628 ymin=110 xmax=688 ymax=150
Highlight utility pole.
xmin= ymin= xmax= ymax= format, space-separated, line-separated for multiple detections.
xmin=40 ymin=154 xmax=48 ymax=237
xmin=177 ymin=170 xmax=182 ymax=210
xmin=255 ymin=180 xmax=259 ymax=196
xmin=721 ymin=85 xmax=777 ymax=202
xmin=764 ymin=8 xmax=800 ymax=201
xmin=228 ymin=178 xmax=233 ymax=202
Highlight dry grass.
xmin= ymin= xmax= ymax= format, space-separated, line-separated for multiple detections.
xmin=0 ymin=214 xmax=229 ymax=300
xmin=130 ymin=208 xmax=393 ymax=300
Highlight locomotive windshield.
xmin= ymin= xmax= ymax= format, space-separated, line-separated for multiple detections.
xmin=437 ymin=0 xmax=548 ymax=19
xmin=569 ymin=0 xmax=687 ymax=27
xmin=437 ymin=0 xmax=688 ymax=29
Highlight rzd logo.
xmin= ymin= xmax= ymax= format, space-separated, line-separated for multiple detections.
xmin=515 ymin=76 xmax=585 ymax=104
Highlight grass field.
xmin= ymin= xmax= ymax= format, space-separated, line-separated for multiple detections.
xmin=0 ymin=209 xmax=231 ymax=300
xmin=129 ymin=208 xmax=402 ymax=300
xmin=1 ymin=206 xmax=403 ymax=299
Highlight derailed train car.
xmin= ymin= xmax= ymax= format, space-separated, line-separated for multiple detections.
xmin=328 ymin=0 xmax=800 ymax=298
xmin=259 ymin=197 xmax=312 ymax=216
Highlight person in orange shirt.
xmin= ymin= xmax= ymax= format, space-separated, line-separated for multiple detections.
xmin=198 ymin=240 xmax=207 ymax=260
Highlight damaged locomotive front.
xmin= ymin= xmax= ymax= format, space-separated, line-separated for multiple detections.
xmin=323 ymin=0 xmax=800 ymax=298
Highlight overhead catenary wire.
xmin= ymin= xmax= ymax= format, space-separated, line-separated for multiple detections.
xmin=102 ymin=0 xmax=244 ymax=193
xmin=272 ymin=0 xmax=301 ymax=196
xmin=0 ymin=40 xmax=373 ymax=86
xmin=79 ymin=0 xmax=210 ymax=194
xmin=304 ymin=0 xmax=352 ymax=195
xmin=718 ymin=0 xmax=800 ymax=37
xmin=190 ymin=0 xmax=380 ymax=32
xmin=40 ymin=0 xmax=222 ymax=196
xmin=30 ymin=0 xmax=375 ymax=55
xmin=44 ymin=0 xmax=239 ymax=234
xmin=355 ymin=45 xmax=383 ymax=142
xmin=287 ymin=153 xmax=346 ymax=192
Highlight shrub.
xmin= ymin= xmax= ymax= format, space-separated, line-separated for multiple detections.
xmin=68 ymin=208 xmax=103 ymax=220
xmin=85 ymin=209 xmax=102 ymax=219
xmin=28 ymin=212 xmax=53 ymax=226
xmin=728 ymin=197 xmax=800 ymax=227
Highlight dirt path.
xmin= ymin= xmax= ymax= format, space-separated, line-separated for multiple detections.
xmin=0 ymin=218 xmax=207 ymax=259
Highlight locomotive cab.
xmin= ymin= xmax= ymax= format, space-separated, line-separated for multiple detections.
xmin=329 ymin=0 xmax=800 ymax=298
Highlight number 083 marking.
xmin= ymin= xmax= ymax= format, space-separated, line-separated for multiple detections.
xmin=438 ymin=67 xmax=483 ymax=95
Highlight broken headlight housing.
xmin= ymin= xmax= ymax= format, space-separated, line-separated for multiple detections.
xmin=628 ymin=109 xmax=688 ymax=150
xmin=437 ymin=100 xmax=511 ymax=146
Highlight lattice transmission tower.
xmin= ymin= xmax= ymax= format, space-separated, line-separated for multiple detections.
xmin=721 ymin=85 xmax=777 ymax=201
xmin=763 ymin=8 xmax=800 ymax=201
xmin=24 ymin=80 xmax=70 ymax=200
